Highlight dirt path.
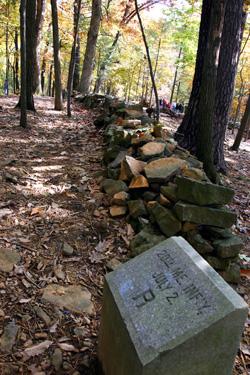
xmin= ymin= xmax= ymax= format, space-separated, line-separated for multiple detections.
xmin=0 ymin=96 xmax=130 ymax=374
xmin=0 ymin=96 xmax=249 ymax=374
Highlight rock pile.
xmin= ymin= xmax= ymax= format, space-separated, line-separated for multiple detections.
xmin=91 ymin=97 xmax=243 ymax=284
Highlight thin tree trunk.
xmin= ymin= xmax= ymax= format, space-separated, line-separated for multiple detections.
xmin=51 ymin=0 xmax=63 ymax=110
xmin=230 ymin=94 xmax=250 ymax=151
xmin=213 ymin=0 xmax=244 ymax=173
xmin=48 ymin=64 xmax=53 ymax=96
xmin=14 ymin=28 xmax=20 ymax=93
xmin=196 ymin=0 xmax=226 ymax=182
xmin=175 ymin=81 xmax=180 ymax=103
xmin=5 ymin=0 xmax=10 ymax=95
xmin=149 ymin=38 xmax=161 ymax=106
xmin=135 ymin=0 xmax=159 ymax=122
xmin=67 ymin=0 xmax=82 ymax=117
xmin=79 ymin=0 xmax=102 ymax=94
xmin=170 ymin=47 xmax=182 ymax=105
xmin=34 ymin=0 xmax=46 ymax=93
xmin=20 ymin=0 xmax=27 ymax=128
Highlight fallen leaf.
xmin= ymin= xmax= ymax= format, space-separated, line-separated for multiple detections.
xmin=58 ymin=343 xmax=79 ymax=352
xmin=22 ymin=340 xmax=53 ymax=360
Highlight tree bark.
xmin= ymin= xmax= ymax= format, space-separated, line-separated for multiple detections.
xmin=20 ymin=0 xmax=27 ymax=128
xmin=135 ymin=0 xmax=159 ymax=122
xmin=79 ymin=0 xmax=102 ymax=94
xmin=195 ymin=0 xmax=227 ymax=182
xmin=51 ymin=0 xmax=63 ymax=110
xmin=34 ymin=0 xmax=46 ymax=93
xmin=5 ymin=0 xmax=10 ymax=95
xmin=230 ymin=94 xmax=250 ymax=151
xmin=174 ymin=0 xmax=213 ymax=148
xmin=213 ymin=0 xmax=244 ymax=173
xmin=73 ymin=0 xmax=81 ymax=91
xmin=67 ymin=0 xmax=82 ymax=117
xmin=14 ymin=28 xmax=20 ymax=93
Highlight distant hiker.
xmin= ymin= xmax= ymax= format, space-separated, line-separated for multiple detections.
xmin=4 ymin=79 xmax=8 ymax=96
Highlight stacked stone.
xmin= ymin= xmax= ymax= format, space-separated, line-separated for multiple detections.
xmin=100 ymin=101 xmax=243 ymax=284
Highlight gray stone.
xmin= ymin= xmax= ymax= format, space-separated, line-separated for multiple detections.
xmin=175 ymin=177 xmax=234 ymax=206
xmin=185 ymin=232 xmax=214 ymax=254
xmin=148 ymin=202 xmax=181 ymax=237
xmin=52 ymin=348 xmax=63 ymax=371
xmin=213 ymin=236 xmax=243 ymax=258
xmin=102 ymin=179 xmax=128 ymax=195
xmin=174 ymin=202 xmax=237 ymax=228
xmin=130 ymin=227 xmax=166 ymax=256
xmin=145 ymin=157 xmax=187 ymax=183
xmin=139 ymin=142 xmax=166 ymax=160
xmin=0 ymin=248 xmax=21 ymax=273
xmin=108 ymin=151 xmax=128 ymax=168
xmin=202 ymin=226 xmax=233 ymax=239
xmin=160 ymin=183 xmax=178 ymax=202
xmin=220 ymin=262 xmax=241 ymax=284
xmin=143 ymin=191 xmax=157 ymax=202
xmin=62 ymin=242 xmax=74 ymax=256
xmin=128 ymin=200 xmax=147 ymax=218
xmin=98 ymin=237 xmax=248 ymax=375
xmin=204 ymin=255 xmax=235 ymax=271
xmin=42 ymin=285 xmax=94 ymax=314
xmin=103 ymin=145 xmax=123 ymax=164
xmin=0 ymin=322 xmax=19 ymax=353
xmin=111 ymin=191 xmax=130 ymax=206
xmin=34 ymin=306 xmax=52 ymax=327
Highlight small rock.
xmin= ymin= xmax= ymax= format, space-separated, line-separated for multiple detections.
xmin=160 ymin=183 xmax=178 ymax=202
xmin=35 ymin=332 xmax=48 ymax=339
xmin=220 ymin=262 xmax=241 ymax=284
xmin=182 ymin=167 xmax=206 ymax=181
xmin=145 ymin=157 xmax=187 ymax=183
xmin=52 ymin=348 xmax=63 ymax=371
xmin=0 ymin=321 xmax=19 ymax=353
xmin=143 ymin=191 xmax=158 ymax=202
xmin=42 ymin=285 xmax=94 ymax=314
xmin=213 ymin=236 xmax=243 ymax=258
xmin=204 ymin=256 xmax=235 ymax=271
xmin=110 ymin=205 xmax=127 ymax=217
xmin=74 ymin=327 xmax=88 ymax=338
xmin=148 ymin=201 xmax=182 ymax=237
xmin=62 ymin=243 xmax=74 ymax=256
xmin=111 ymin=191 xmax=130 ymax=206
xmin=107 ymin=258 xmax=122 ymax=271
xmin=0 ymin=248 xmax=21 ymax=273
xmin=128 ymin=200 xmax=147 ymax=218
xmin=130 ymin=226 xmax=166 ymax=256
xmin=119 ymin=156 xmax=146 ymax=181
xmin=158 ymin=194 xmax=171 ymax=207
xmin=54 ymin=265 xmax=66 ymax=280
xmin=129 ymin=175 xmax=149 ymax=189
xmin=186 ymin=232 xmax=214 ymax=254
xmin=101 ymin=179 xmax=128 ymax=195
xmin=139 ymin=141 xmax=165 ymax=160
xmin=34 ymin=306 xmax=52 ymax=327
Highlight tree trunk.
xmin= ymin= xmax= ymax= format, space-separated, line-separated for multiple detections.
xmin=67 ymin=0 xmax=82 ymax=117
xmin=196 ymin=0 xmax=226 ymax=182
xmin=5 ymin=0 xmax=10 ymax=95
xmin=213 ymin=0 xmax=244 ymax=173
xmin=174 ymin=0 xmax=213 ymax=148
xmin=170 ymin=47 xmax=182 ymax=105
xmin=135 ymin=0 xmax=159 ymax=122
xmin=34 ymin=0 xmax=46 ymax=93
xmin=47 ymin=64 xmax=53 ymax=96
xmin=51 ymin=0 xmax=63 ymax=110
xmin=73 ymin=34 xmax=81 ymax=90
xmin=79 ymin=0 xmax=102 ymax=94
xmin=20 ymin=0 xmax=27 ymax=128
xmin=14 ymin=28 xmax=20 ymax=93
xmin=230 ymin=94 xmax=250 ymax=151
xmin=149 ymin=38 xmax=161 ymax=106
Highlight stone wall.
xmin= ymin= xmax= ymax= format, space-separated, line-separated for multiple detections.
xmin=95 ymin=98 xmax=243 ymax=284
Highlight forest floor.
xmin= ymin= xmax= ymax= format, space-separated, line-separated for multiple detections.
xmin=0 ymin=96 xmax=249 ymax=375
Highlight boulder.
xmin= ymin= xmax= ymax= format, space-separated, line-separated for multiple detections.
xmin=128 ymin=200 xmax=147 ymax=218
xmin=145 ymin=157 xmax=187 ymax=183
xmin=213 ymin=236 xmax=243 ymax=258
xmin=175 ymin=177 xmax=234 ymax=206
xmin=148 ymin=202 xmax=181 ymax=237
xmin=130 ymin=227 xmax=166 ymax=256
xmin=174 ymin=202 xmax=237 ymax=228
xmin=139 ymin=142 xmax=166 ymax=160
xmin=101 ymin=179 xmax=128 ymax=195
xmin=110 ymin=206 xmax=127 ymax=217
xmin=129 ymin=175 xmax=149 ymax=189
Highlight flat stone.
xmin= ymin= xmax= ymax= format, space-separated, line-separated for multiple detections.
xmin=175 ymin=177 xmax=234 ymax=206
xmin=0 ymin=322 xmax=19 ymax=353
xmin=42 ymin=285 xmax=94 ymax=315
xmin=145 ymin=157 xmax=187 ymax=183
xmin=213 ymin=236 xmax=243 ymax=258
xmin=139 ymin=142 xmax=165 ymax=160
xmin=174 ymin=202 xmax=237 ymax=228
xmin=102 ymin=179 xmax=128 ymax=195
xmin=129 ymin=175 xmax=149 ymax=189
xmin=62 ymin=243 xmax=74 ymax=256
xmin=182 ymin=167 xmax=206 ymax=181
xmin=120 ymin=156 xmax=146 ymax=181
xmin=148 ymin=202 xmax=181 ymax=237
xmin=110 ymin=205 xmax=127 ymax=217
xmin=160 ymin=183 xmax=178 ymax=202
xmin=111 ymin=191 xmax=130 ymax=206
xmin=0 ymin=248 xmax=21 ymax=273
xmin=99 ymin=237 xmax=247 ymax=375
xmin=128 ymin=200 xmax=147 ymax=219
